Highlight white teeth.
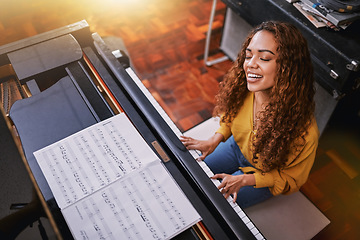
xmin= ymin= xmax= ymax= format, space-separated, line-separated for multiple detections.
xmin=248 ymin=73 xmax=262 ymax=78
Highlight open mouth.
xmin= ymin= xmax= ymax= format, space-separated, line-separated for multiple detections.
xmin=247 ymin=73 xmax=262 ymax=79
xmin=247 ymin=73 xmax=263 ymax=82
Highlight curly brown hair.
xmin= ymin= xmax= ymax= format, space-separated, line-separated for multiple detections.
xmin=213 ymin=21 xmax=315 ymax=171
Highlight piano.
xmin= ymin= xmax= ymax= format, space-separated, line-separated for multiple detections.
xmin=0 ymin=21 xmax=264 ymax=239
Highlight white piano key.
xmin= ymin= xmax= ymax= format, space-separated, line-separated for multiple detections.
xmin=246 ymin=221 xmax=255 ymax=230
xmin=197 ymin=160 xmax=207 ymax=168
xmin=252 ymin=230 xmax=260 ymax=237
xmin=190 ymin=150 xmax=199 ymax=157
xmin=233 ymin=205 xmax=243 ymax=214
xmin=231 ymin=202 xmax=239 ymax=209
xmin=238 ymin=210 xmax=246 ymax=219
xmin=255 ymin=232 xmax=265 ymax=240
xmin=211 ymin=179 xmax=221 ymax=187
xmin=199 ymin=163 xmax=211 ymax=172
xmin=249 ymin=224 xmax=259 ymax=235
xmin=242 ymin=216 xmax=251 ymax=224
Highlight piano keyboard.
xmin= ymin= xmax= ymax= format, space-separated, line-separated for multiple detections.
xmin=126 ymin=67 xmax=265 ymax=240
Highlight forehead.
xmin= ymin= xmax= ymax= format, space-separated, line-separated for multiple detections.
xmin=247 ymin=30 xmax=278 ymax=52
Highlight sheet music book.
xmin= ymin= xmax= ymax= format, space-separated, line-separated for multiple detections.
xmin=33 ymin=113 xmax=201 ymax=240
xmin=300 ymin=0 xmax=360 ymax=26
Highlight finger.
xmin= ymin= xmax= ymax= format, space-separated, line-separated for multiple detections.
xmin=232 ymin=192 xmax=237 ymax=202
xmin=217 ymin=181 xmax=226 ymax=190
xmin=224 ymin=192 xmax=231 ymax=199
xmin=181 ymin=140 xmax=194 ymax=149
xmin=211 ymin=173 xmax=225 ymax=179
xmin=181 ymin=138 xmax=197 ymax=147
xmin=180 ymin=136 xmax=192 ymax=145
xmin=182 ymin=137 xmax=197 ymax=145
xmin=185 ymin=143 xmax=198 ymax=150
xmin=198 ymin=154 xmax=206 ymax=161
xmin=180 ymin=136 xmax=192 ymax=140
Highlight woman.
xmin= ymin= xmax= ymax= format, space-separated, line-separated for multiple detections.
xmin=181 ymin=21 xmax=319 ymax=208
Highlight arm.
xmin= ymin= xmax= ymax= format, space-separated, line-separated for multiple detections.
xmin=180 ymin=132 xmax=224 ymax=160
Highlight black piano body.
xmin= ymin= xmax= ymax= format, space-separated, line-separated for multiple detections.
xmin=0 ymin=21 xmax=258 ymax=239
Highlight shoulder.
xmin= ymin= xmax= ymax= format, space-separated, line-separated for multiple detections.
xmin=292 ymin=117 xmax=319 ymax=150
xmin=306 ymin=117 xmax=320 ymax=142
xmin=298 ymin=117 xmax=319 ymax=152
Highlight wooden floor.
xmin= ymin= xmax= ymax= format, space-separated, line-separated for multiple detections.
xmin=1 ymin=0 xmax=360 ymax=239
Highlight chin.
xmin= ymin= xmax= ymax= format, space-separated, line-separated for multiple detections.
xmin=247 ymin=81 xmax=274 ymax=93
xmin=247 ymin=82 xmax=258 ymax=92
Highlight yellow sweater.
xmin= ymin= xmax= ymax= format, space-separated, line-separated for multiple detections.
xmin=216 ymin=92 xmax=319 ymax=196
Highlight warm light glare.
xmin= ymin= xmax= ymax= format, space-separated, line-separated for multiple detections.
xmin=94 ymin=0 xmax=144 ymax=7
xmin=85 ymin=0 xmax=152 ymax=15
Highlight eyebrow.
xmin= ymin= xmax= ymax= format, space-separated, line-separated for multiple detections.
xmin=246 ymin=48 xmax=275 ymax=55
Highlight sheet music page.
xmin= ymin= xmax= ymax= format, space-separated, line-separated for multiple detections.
xmin=62 ymin=160 xmax=200 ymax=239
xmin=34 ymin=113 xmax=201 ymax=239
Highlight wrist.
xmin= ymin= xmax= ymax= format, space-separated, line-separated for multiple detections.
xmin=210 ymin=132 xmax=224 ymax=145
xmin=243 ymin=174 xmax=256 ymax=186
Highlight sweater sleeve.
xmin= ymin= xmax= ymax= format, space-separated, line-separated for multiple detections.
xmin=252 ymin=123 xmax=319 ymax=196
xmin=216 ymin=120 xmax=232 ymax=142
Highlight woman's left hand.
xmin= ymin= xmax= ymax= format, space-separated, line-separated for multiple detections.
xmin=211 ymin=173 xmax=255 ymax=202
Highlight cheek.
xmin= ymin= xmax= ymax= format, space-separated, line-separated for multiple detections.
xmin=268 ymin=77 xmax=276 ymax=88
xmin=266 ymin=75 xmax=276 ymax=88
xmin=265 ymin=64 xmax=277 ymax=83
xmin=243 ymin=61 xmax=247 ymax=70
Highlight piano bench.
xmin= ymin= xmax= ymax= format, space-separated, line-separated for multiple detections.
xmin=184 ymin=117 xmax=330 ymax=240
xmin=244 ymin=192 xmax=330 ymax=240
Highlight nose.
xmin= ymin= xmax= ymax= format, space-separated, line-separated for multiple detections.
xmin=246 ymin=56 xmax=258 ymax=68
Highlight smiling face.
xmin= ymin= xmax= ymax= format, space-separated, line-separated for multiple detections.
xmin=243 ymin=30 xmax=278 ymax=94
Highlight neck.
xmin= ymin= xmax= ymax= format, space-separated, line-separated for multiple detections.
xmin=254 ymin=91 xmax=270 ymax=107
xmin=253 ymin=91 xmax=270 ymax=130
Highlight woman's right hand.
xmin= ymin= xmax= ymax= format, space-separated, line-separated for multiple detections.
xmin=180 ymin=133 xmax=223 ymax=160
